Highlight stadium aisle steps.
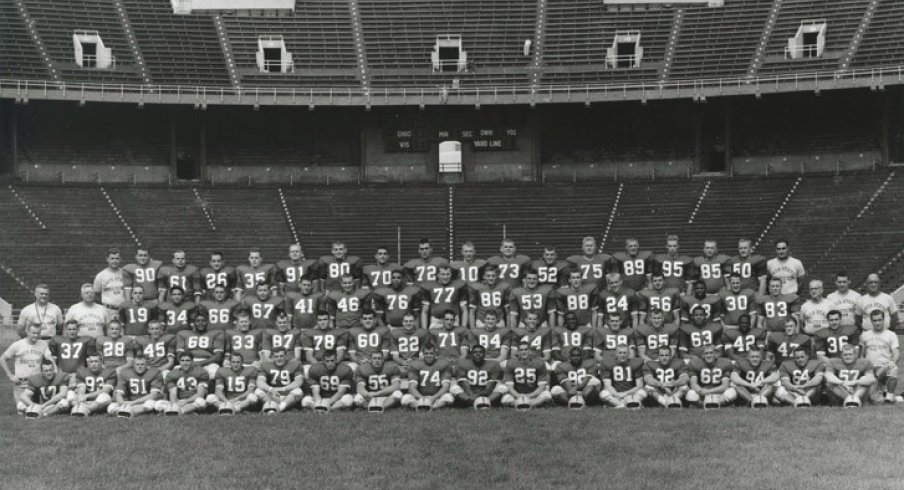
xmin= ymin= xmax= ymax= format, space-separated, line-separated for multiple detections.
xmin=195 ymin=188 xmax=289 ymax=265
xmin=851 ymin=0 xmax=904 ymax=69
xmin=0 ymin=0 xmax=50 ymax=80
xmin=607 ymin=180 xmax=699 ymax=252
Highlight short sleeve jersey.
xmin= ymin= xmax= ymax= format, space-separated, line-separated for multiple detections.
xmin=504 ymin=357 xmax=548 ymax=394
xmin=357 ymin=361 xmax=403 ymax=393
xmin=598 ymin=357 xmax=644 ymax=392
xmin=688 ymin=357 xmax=733 ymax=388
xmin=408 ymin=358 xmax=451 ymax=396
xmin=134 ymin=334 xmax=176 ymax=368
xmin=115 ymin=367 xmax=163 ymax=400
xmin=216 ymin=366 xmax=258 ymax=397
xmin=306 ymin=362 xmax=355 ymax=397
xmin=734 ymin=358 xmax=775 ymax=385
xmin=165 ymin=365 xmax=209 ymax=399
xmin=812 ymin=326 xmax=860 ymax=358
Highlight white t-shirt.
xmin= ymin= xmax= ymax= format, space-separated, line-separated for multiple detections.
xmin=16 ymin=302 xmax=64 ymax=338
xmin=766 ymin=257 xmax=806 ymax=295
xmin=94 ymin=268 xmax=126 ymax=308
xmin=800 ymin=299 xmax=830 ymax=335
xmin=860 ymin=329 xmax=899 ymax=366
xmin=2 ymin=338 xmax=51 ymax=379
xmin=826 ymin=290 xmax=861 ymax=327
xmin=856 ymin=293 xmax=899 ymax=330
xmin=64 ymin=302 xmax=111 ymax=338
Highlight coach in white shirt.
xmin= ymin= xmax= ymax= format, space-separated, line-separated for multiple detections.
xmin=64 ymin=284 xmax=111 ymax=338
xmin=855 ymin=274 xmax=900 ymax=331
xmin=16 ymin=283 xmax=64 ymax=339
xmin=800 ymin=279 xmax=830 ymax=335
xmin=766 ymin=240 xmax=806 ymax=296
xmin=94 ymin=247 xmax=126 ymax=309
xmin=826 ymin=272 xmax=861 ymax=328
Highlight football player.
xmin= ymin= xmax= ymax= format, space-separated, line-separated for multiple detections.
xmin=199 ymin=251 xmax=238 ymax=301
xmin=371 ymin=269 xmax=423 ymax=329
xmin=552 ymin=346 xmax=600 ymax=408
xmin=643 ymin=345 xmax=689 ymax=408
xmin=70 ymin=352 xmax=116 ymax=416
xmin=354 ymin=351 xmax=404 ymax=411
xmin=175 ymin=308 xmax=225 ymax=380
xmin=49 ymin=319 xmax=90 ymax=378
xmin=692 ymin=240 xmax=730 ymax=295
xmin=813 ymin=310 xmax=860 ymax=364
xmin=765 ymin=318 xmax=811 ymax=365
xmin=679 ymin=306 xmax=724 ymax=361
xmin=156 ymin=250 xmax=201 ymax=303
xmin=756 ymin=277 xmax=801 ymax=332
xmin=20 ymin=360 xmax=70 ymax=417
xmin=285 ymin=276 xmax=327 ymax=331
xmin=303 ymin=349 xmax=355 ymax=412
xmin=595 ymin=272 xmax=642 ymax=329
xmin=277 ymin=243 xmax=320 ymax=294
xmin=243 ymin=281 xmax=283 ymax=331
xmin=390 ymin=313 xmax=431 ymax=379
xmin=722 ymin=314 xmax=767 ymax=362
xmin=302 ymin=311 xmax=348 ymax=366
xmin=508 ymin=268 xmax=556 ymax=329
xmin=592 ymin=312 xmax=635 ymax=363
xmin=565 ymin=236 xmax=612 ymax=289
xmin=637 ymin=272 xmax=681 ymax=327
xmin=255 ymin=347 xmax=305 ymax=413
xmin=403 ymin=343 xmax=454 ymax=410
xmin=611 ymin=238 xmax=654 ymax=292
xmin=469 ymin=265 xmax=510 ymax=329
xmin=122 ymin=248 xmax=162 ymax=304
xmin=404 ymin=238 xmax=449 ymax=285
xmin=318 ymin=241 xmax=363 ymax=293
xmin=450 ymin=241 xmax=486 ymax=286
xmin=347 ymin=310 xmax=391 ymax=368
xmin=598 ymin=344 xmax=645 ymax=409
xmin=362 ymin=246 xmax=402 ymax=290
xmin=432 ymin=310 xmax=470 ymax=363
xmin=118 ymin=285 xmax=159 ymax=336
xmin=729 ymin=347 xmax=778 ymax=408
xmin=158 ymin=286 xmax=193 ymax=334
xmin=200 ymin=284 xmax=239 ymax=331
xmin=727 ymin=238 xmax=767 ymax=295
xmin=634 ymin=308 xmax=679 ymax=362
xmin=420 ymin=265 xmax=469 ymax=329
xmin=96 ymin=319 xmax=135 ymax=371
xmin=718 ymin=273 xmax=757 ymax=330
xmin=860 ymin=310 xmax=899 ymax=404
xmin=209 ymin=352 xmax=259 ymax=414
xmin=679 ymin=281 xmax=721 ymax=324
xmin=555 ymin=270 xmax=597 ymax=328
xmin=774 ymin=348 xmax=824 ymax=407
xmin=510 ymin=312 xmax=553 ymax=366
xmin=652 ymin=235 xmax=693 ymax=295
xmin=501 ymin=341 xmax=551 ymax=409
xmin=236 ymin=248 xmax=278 ymax=300
xmin=225 ymin=306 xmax=266 ymax=368
xmin=824 ymin=344 xmax=876 ymax=408
xmin=261 ymin=309 xmax=302 ymax=360
xmin=159 ymin=352 xmax=209 ymax=415
xmin=686 ymin=344 xmax=735 ymax=408
xmin=531 ymin=246 xmax=570 ymax=287
xmin=327 ymin=274 xmax=373 ymax=330
xmin=486 ymin=239 xmax=532 ymax=290
xmin=133 ymin=320 xmax=175 ymax=378
xmin=468 ymin=311 xmax=511 ymax=366
xmin=452 ymin=344 xmax=506 ymax=408
xmin=108 ymin=355 xmax=162 ymax=417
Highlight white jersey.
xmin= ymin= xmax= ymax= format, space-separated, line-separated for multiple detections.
xmin=800 ymin=299 xmax=830 ymax=335
xmin=766 ymin=257 xmax=806 ymax=295
xmin=16 ymin=302 xmax=64 ymax=339
xmin=860 ymin=329 xmax=899 ymax=367
xmin=856 ymin=293 xmax=899 ymax=330
xmin=94 ymin=268 xmax=126 ymax=308
xmin=64 ymin=302 xmax=111 ymax=338
xmin=826 ymin=290 xmax=861 ymax=327
xmin=2 ymin=338 xmax=51 ymax=379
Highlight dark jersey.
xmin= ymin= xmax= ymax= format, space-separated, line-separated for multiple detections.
xmin=611 ymin=251 xmax=655 ymax=291
xmin=284 ymin=291 xmax=327 ymax=330
xmin=454 ymin=359 xmax=502 ymax=396
xmin=306 ymin=362 xmax=354 ymax=397
xmin=678 ymin=322 xmax=724 ymax=359
xmin=408 ymin=358 xmax=451 ymax=396
xmin=766 ymin=332 xmax=812 ymax=364
xmin=504 ymin=357 xmax=548 ymax=394
xmin=598 ymin=357 xmax=644 ymax=392
xmin=118 ymin=299 xmax=160 ymax=336
xmin=49 ymin=336 xmax=92 ymax=374
xmin=688 ymin=357 xmax=732 ymax=388
xmin=734 ymin=358 xmax=775 ymax=385
xmin=813 ymin=326 xmax=860 ymax=358
xmin=165 ymin=365 xmax=209 ymax=399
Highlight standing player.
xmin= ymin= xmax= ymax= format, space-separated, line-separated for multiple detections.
xmin=531 ymin=247 xmax=570 ymax=287
xmin=729 ymin=347 xmax=778 ymax=408
xmin=20 ymin=361 xmax=70 ymax=417
xmin=610 ymin=238 xmax=654 ymax=292
xmin=826 ymin=272 xmax=861 ymax=329
xmin=432 ymin=311 xmax=470 ymax=363
xmin=469 ymin=265 xmax=510 ymax=329
xmin=592 ymin=313 xmax=635 ymax=363
xmin=255 ymin=347 xmax=305 ymax=413
xmin=653 ymin=235 xmax=693 ymax=295
xmin=824 ymin=344 xmax=876 ymax=408
xmin=156 ymin=250 xmax=201 ymax=303
xmin=403 ymin=344 xmax=454 ymax=410
xmin=303 ymin=350 xmax=355 ymax=412
xmin=420 ymin=265 xmax=469 ymax=330
xmin=404 ymin=238 xmax=449 ymax=285
xmin=756 ymin=278 xmax=801 ymax=332
xmin=355 ymin=351 xmax=404 ymax=411
xmin=486 ymin=239 xmax=532 ymax=290
xmin=236 ymin=248 xmax=278 ymax=300
xmin=679 ymin=306 xmax=724 ymax=361
xmin=16 ymin=284 xmax=63 ymax=340
xmin=327 ymin=274 xmax=372 ymax=330
xmin=799 ymin=279 xmax=831 ymax=335
xmin=502 ymin=342 xmax=551 ymax=409
xmin=49 ymin=320 xmax=90 ymax=378
xmin=718 ymin=273 xmax=757 ymax=330
xmin=598 ymin=344 xmax=645 ymax=409
xmin=508 ymin=269 xmax=556 ymax=329
xmin=133 ymin=320 xmax=175 ymax=378
xmin=118 ymin=286 xmax=159 ymax=336
xmin=199 ymin=252 xmax=239 ymax=301
xmin=65 ymin=284 xmax=111 ymax=339
xmin=642 ymin=345 xmax=689 ymax=408
xmin=555 ymin=270 xmax=597 ymax=328
xmin=774 ymin=348 xmax=824 ymax=407
xmin=638 ymin=272 xmax=682 ymax=327
xmin=285 ymin=277 xmax=327 ymax=331
xmin=722 ymin=315 xmax=767 ymax=362
xmin=318 ymin=241 xmax=363 ymax=293
xmin=451 ymin=241 xmax=486 ymax=286
xmin=277 ymin=243 xmax=320 ymax=294
xmin=813 ymin=310 xmax=860 ymax=363
xmin=158 ymin=286 xmax=194 ymax=334
xmin=566 ymin=236 xmax=612 ymax=289
xmin=692 ymin=240 xmax=730 ymax=295
xmin=70 ymin=353 xmax=117 ymax=416
xmin=679 ymin=281 xmax=722 ymax=324
xmin=860 ymin=310 xmax=900 ymax=403
xmin=766 ymin=318 xmax=812 ymax=366
xmin=452 ymin=344 xmax=506 ymax=408
xmin=95 ymin=320 xmax=135 ymax=370
xmin=855 ymin=274 xmax=901 ymax=331
xmin=160 ymin=353 xmax=209 ymax=415
xmin=93 ymin=248 xmax=127 ymax=309
xmin=766 ymin=240 xmax=806 ymax=296
xmin=552 ymin=346 xmax=601 ymax=408
xmin=200 ymin=284 xmax=239 ymax=331
xmin=347 ymin=311 xmax=391 ymax=368
xmin=242 ymin=282 xmax=284 ymax=331
xmin=634 ymin=309 xmax=680 ymax=362
xmin=728 ymin=238 xmax=768 ymax=295
xmin=363 ymin=246 xmax=402 ymax=290
xmin=209 ymin=352 xmax=259 ymax=414
xmin=176 ymin=309 xmax=225 ymax=380
xmin=372 ymin=270 xmax=423 ymax=330
xmin=302 ymin=312 xmax=349 ymax=365
xmin=685 ymin=344 xmax=735 ymax=409
xmin=122 ymin=248 xmax=162 ymax=304
xmin=469 ymin=312 xmax=511 ymax=366
xmin=109 ymin=355 xmax=162 ymax=417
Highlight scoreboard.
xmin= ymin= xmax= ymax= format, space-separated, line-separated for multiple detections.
xmin=385 ymin=126 xmax=519 ymax=152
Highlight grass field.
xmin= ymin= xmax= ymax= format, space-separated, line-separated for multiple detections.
xmin=3 ymin=327 xmax=904 ymax=490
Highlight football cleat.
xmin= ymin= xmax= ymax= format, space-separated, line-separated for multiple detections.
xmin=416 ymin=398 xmax=433 ymax=412
xmin=70 ymin=404 xmax=89 ymax=417
xmin=164 ymin=407 xmax=180 ymax=416
xmin=895 ymin=395 xmax=904 ymax=404
xmin=473 ymin=396 xmax=491 ymax=410
xmin=567 ymin=395 xmax=585 ymax=410
xmin=884 ymin=393 xmax=896 ymax=404
xmin=793 ymin=395 xmax=811 ymax=408
xmin=667 ymin=396 xmax=682 ymax=409
xmin=116 ymin=409 xmax=132 ymax=418
xmin=262 ymin=401 xmax=278 ymax=414
xmin=314 ymin=402 xmax=330 ymax=414
xmin=843 ymin=396 xmax=860 ymax=408
xmin=751 ymin=395 xmax=769 ymax=409
xmin=218 ymin=403 xmax=235 ymax=416
xmin=515 ymin=396 xmax=531 ymax=412
xmin=367 ymin=398 xmax=385 ymax=413
xmin=703 ymin=395 xmax=720 ymax=410
xmin=24 ymin=406 xmax=41 ymax=418
xmin=625 ymin=399 xmax=642 ymax=410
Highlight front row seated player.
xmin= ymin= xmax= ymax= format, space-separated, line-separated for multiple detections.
xmin=451 ymin=344 xmax=507 ymax=409
xmin=729 ymin=347 xmax=779 ymax=408
xmin=403 ymin=344 xmax=454 ymax=411
xmin=108 ymin=355 xmax=162 ymax=417
xmin=774 ymin=348 xmax=825 ymax=408
xmin=824 ymin=344 xmax=877 ymax=409
xmin=69 ymin=352 xmax=117 ymax=416
xmin=686 ymin=344 xmax=736 ymax=409
xmin=20 ymin=360 xmax=70 ymax=418
xmin=643 ymin=345 xmax=688 ymax=408
xmin=551 ymin=346 xmax=600 ymax=409
xmin=255 ymin=347 xmax=305 ymax=413
xmin=501 ymin=341 xmax=551 ymax=410
xmin=156 ymin=352 xmax=209 ymax=415
xmin=354 ymin=351 xmax=404 ymax=411
xmin=208 ymin=352 xmax=260 ymax=415
xmin=302 ymin=350 xmax=355 ymax=412
xmin=598 ymin=344 xmax=645 ymax=409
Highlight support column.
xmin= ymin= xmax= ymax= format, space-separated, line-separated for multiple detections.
xmin=11 ymin=103 xmax=18 ymax=176
xmin=725 ymin=100 xmax=733 ymax=176
xmin=199 ymin=112 xmax=207 ymax=181
xmin=169 ymin=115 xmax=177 ymax=179
xmin=693 ymin=105 xmax=703 ymax=174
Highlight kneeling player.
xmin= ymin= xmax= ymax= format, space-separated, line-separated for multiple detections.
xmin=403 ymin=344 xmax=454 ymax=410
xmin=642 ymin=345 xmax=689 ymax=408
xmin=452 ymin=344 xmax=506 ymax=408
xmin=255 ymin=347 xmax=305 ymax=413
xmin=303 ymin=350 xmax=355 ymax=412
xmin=824 ymin=344 xmax=876 ymax=408
xmin=159 ymin=352 xmax=209 ymax=415
xmin=502 ymin=341 xmax=551 ymax=410
xmin=355 ymin=351 xmax=403 ymax=411
xmin=108 ymin=355 xmax=162 ymax=417
xmin=70 ymin=353 xmax=117 ymax=416
xmin=20 ymin=360 xmax=70 ymax=417
xmin=686 ymin=344 xmax=736 ymax=409
xmin=598 ymin=344 xmax=645 ymax=409
xmin=774 ymin=348 xmax=824 ymax=408
xmin=729 ymin=347 xmax=778 ymax=408
xmin=209 ymin=352 xmax=260 ymax=414
xmin=551 ymin=346 xmax=601 ymax=408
